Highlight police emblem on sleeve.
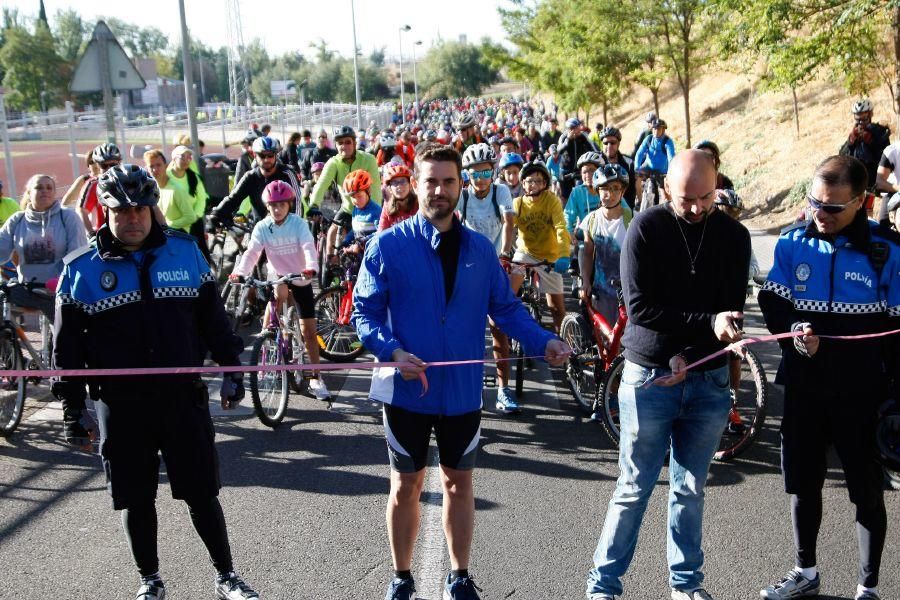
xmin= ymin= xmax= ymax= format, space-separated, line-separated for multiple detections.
xmin=795 ymin=263 xmax=811 ymax=282
xmin=100 ymin=271 xmax=117 ymax=291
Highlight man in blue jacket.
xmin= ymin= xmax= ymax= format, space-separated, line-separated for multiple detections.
xmin=352 ymin=144 xmax=570 ymax=600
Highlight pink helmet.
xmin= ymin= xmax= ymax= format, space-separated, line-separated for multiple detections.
xmin=263 ymin=180 xmax=295 ymax=204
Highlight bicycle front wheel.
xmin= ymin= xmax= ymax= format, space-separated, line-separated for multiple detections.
xmin=208 ymin=237 xmax=226 ymax=282
xmin=0 ymin=332 xmax=26 ymax=437
xmin=284 ymin=306 xmax=310 ymax=394
xmin=596 ymin=355 xmax=625 ymax=448
xmin=314 ymin=286 xmax=366 ymax=361
xmin=714 ymin=347 xmax=768 ymax=462
xmin=249 ymin=331 xmax=289 ymax=428
xmin=559 ymin=313 xmax=597 ymax=414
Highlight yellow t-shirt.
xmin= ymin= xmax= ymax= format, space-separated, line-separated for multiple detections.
xmin=0 ymin=197 xmax=20 ymax=227
xmin=512 ymin=189 xmax=570 ymax=262
xmin=158 ymin=183 xmax=198 ymax=232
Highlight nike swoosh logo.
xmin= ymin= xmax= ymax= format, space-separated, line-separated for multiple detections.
xmin=466 ymin=263 xmax=475 ymax=267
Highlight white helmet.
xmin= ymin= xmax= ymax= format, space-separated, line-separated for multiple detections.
xmin=462 ymin=143 xmax=496 ymax=168
xmin=852 ymin=99 xmax=874 ymax=114
xmin=379 ymin=132 xmax=397 ymax=148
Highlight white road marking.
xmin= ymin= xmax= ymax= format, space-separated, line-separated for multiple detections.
xmin=416 ymin=445 xmax=445 ymax=599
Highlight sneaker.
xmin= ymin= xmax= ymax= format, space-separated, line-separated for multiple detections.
xmin=672 ymin=589 xmax=714 ymax=600
xmin=309 ymin=377 xmax=331 ymax=401
xmin=587 ymin=594 xmax=615 ymax=600
xmin=215 ymin=572 xmax=259 ymax=599
xmin=760 ymin=568 xmax=820 ymax=599
xmin=136 ymin=580 xmax=166 ymax=600
xmin=857 ymin=592 xmax=881 ymax=600
xmin=496 ymin=387 xmax=521 ymax=414
xmin=444 ymin=573 xmax=483 ymax=599
xmin=384 ymin=577 xmax=416 ymax=600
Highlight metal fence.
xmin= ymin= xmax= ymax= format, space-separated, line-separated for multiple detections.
xmin=0 ymin=99 xmax=395 ymax=195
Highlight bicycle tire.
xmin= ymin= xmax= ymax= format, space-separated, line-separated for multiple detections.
xmin=313 ymin=286 xmax=366 ymax=361
xmin=249 ymin=331 xmax=289 ymax=428
xmin=513 ymin=303 xmax=541 ymax=397
xmin=316 ymin=236 xmax=328 ymax=290
xmin=284 ymin=306 xmax=310 ymax=394
xmin=560 ymin=313 xmax=597 ymax=414
xmin=596 ymin=355 xmax=625 ymax=447
xmin=209 ymin=237 xmax=226 ymax=282
xmin=714 ymin=347 xmax=768 ymax=462
xmin=0 ymin=331 xmax=26 ymax=437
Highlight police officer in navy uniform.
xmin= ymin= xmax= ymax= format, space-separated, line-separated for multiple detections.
xmin=758 ymin=155 xmax=900 ymax=600
xmin=52 ymin=165 xmax=260 ymax=600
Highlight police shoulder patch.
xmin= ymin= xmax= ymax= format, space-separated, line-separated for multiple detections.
xmin=780 ymin=220 xmax=810 ymax=237
xmin=62 ymin=243 xmax=96 ymax=265
xmin=163 ymin=228 xmax=196 ymax=242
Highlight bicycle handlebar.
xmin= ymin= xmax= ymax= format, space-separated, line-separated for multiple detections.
xmin=231 ymin=273 xmax=314 ymax=289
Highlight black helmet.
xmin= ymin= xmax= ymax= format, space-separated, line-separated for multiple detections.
xmin=694 ymin=139 xmax=721 ymax=159
xmin=92 ymin=143 xmax=122 ymax=165
xmin=520 ymin=160 xmax=551 ymax=184
xmin=97 ymin=164 xmax=160 ymax=208
xmin=876 ymin=400 xmax=900 ymax=472
xmin=592 ymin=163 xmax=630 ymax=189
xmin=599 ymin=126 xmax=622 ymax=141
xmin=334 ymin=125 xmax=356 ymax=141
xmin=715 ymin=188 xmax=743 ymax=210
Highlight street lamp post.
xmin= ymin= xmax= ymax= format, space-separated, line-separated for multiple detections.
xmin=398 ymin=25 xmax=411 ymax=125
xmin=351 ymin=0 xmax=363 ymax=131
xmin=412 ymin=41 xmax=422 ymax=121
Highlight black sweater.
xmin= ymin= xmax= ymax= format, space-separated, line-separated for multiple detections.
xmin=620 ymin=204 xmax=751 ymax=369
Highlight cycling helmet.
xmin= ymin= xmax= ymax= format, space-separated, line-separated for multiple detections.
xmin=92 ymin=143 xmax=122 ymax=165
xmin=436 ymin=130 xmax=451 ymax=144
xmin=97 ymin=164 xmax=159 ymax=208
xmin=334 ymin=125 xmax=356 ymax=141
xmin=252 ymin=136 xmax=281 ymax=154
xmin=384 ymin=163 xmax=412 ymax=183
xmin=379 ymin=132 xmax=397 ymax=148
xmin=343 ymin=169 xmax=373 ymax=194
xmin=653 ymin=119 xmax=668 ymax=128
xmin=262 ymin=180 xmax=295 ymax=204
xmin=715 ymin=188 xmax=743 ymax=210
xmin=576 ymin=151 xmax=604 ymax=169
xmin=498 ymin=152 xmax=524 ymax=170
xmin=311 ymin=162 xmax=326 ymax=174
xmin=599 ymin=126 xmax=622 ymax=141
xmin=851 ymin=99 xmax=874 ymax=114
xmin=875 ymin=400 xmax=900 ymax=472
xmin=645 ymin=111 xmax=657 ymax=123
xmin=548 ymin=144 xmax=558 ymax=154
xmin=456 ymin=113 xmax=478 ymax=130
xmin=520 ymin=160 xmax=551 ymax=184
xmin=592 ymin=163 xmax=630 ymax=189
xmin=565 ymin=117 xmax=581 ymax=129
xmin=423 ymin=129 xmax=438 ymax=142
xmin=694 ymin=139 xmax=721 ymax=160
xmin=487 ymin=134 xmax=500 ymax=145
xmin=462 ymin=143 xmax=496 ymax=168
xmin=888 ymin=192 xmax=900 ymax=213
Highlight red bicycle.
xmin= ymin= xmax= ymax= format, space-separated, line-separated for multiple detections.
xmin=312 ymin=239 xmax=368 ymax=361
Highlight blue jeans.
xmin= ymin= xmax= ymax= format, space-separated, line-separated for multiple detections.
xmin=586 ymin=360 xmax=731 ymax=597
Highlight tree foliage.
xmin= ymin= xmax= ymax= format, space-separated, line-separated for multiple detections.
xmin=418 ymin=40 xmax=500 ymax=98
xmin=0 ymin=24 xmax=69 ymax=110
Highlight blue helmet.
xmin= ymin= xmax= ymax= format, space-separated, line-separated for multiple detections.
xmin=251 ymin=136 xmax=281 ymax=154
xmin=498 ymin=152 xmax=524 ymax=170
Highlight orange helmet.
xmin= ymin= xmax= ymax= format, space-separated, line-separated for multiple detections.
xmin=343 ymin=169 xmax=373 ymax=194
xmin=384 ymin=163 xmax=412 ymax=184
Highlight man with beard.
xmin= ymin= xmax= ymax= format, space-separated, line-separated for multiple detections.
xmin=352 ymin=144 xmax=571 ymax=600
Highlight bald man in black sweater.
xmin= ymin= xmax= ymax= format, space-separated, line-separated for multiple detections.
xmin=585 ymin=151 xmax=751 ymax=600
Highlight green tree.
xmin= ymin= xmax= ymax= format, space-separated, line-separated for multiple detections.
xmin=104 ymin=17 xmax=167 ymax=57
xmin=369 ymin=46 xmax=386 ymax=67
xmin=51 ymin=8 xmax=87 ymax=62
xmin=0 ymin=24 xmax=69 ymax=110
xmin=419 ymin=40 xmax=499 ymax=98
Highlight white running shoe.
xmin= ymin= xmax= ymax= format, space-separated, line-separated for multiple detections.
xmin=309 ymin=377 xmax=331 ymax=401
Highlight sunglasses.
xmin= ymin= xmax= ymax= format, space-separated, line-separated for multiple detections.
xmin=388 ymin=178 xmax=409 ymax=186
xmin=257 ymin=152 xmax=276 ymax=159
xmin=807 ymin=194 xmax=859 ymax=214
xmin=468 ymin=168 xmax=493 ymax=180
xmin=101 ymin=161 xmax=120 ymax=169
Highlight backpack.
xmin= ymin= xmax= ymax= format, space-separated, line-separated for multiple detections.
xmin=460 ymin=185 xmax=501 ymax=224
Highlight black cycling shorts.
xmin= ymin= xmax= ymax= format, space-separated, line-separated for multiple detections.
xmin=288 ymin=282 xmax=316 ymax=319
xmin=382 ymin=403 xmax=481 ymax=473
xmin=94 ymin=382 xmax=220 ymax=510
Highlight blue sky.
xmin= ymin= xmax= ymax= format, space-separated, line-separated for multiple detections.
xmin=7 ymin=0 xmax=513 ymax=59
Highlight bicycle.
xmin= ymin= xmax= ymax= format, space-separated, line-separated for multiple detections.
xmin=0 ymin=280 xmax=54 ymax=437
xmin=313 ymin=240 xmax=368 ymax=362
xmin=241 ymin=273 xmax=314 ymax=428
xmin=220 ymin=259 xmax=268 ymax=332
xmin=506 ymin=259 xmax=554 ymax=397
xmin=207 ymin=215 xmax=252 ymax=283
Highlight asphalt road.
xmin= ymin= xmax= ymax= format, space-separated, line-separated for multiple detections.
xmin=0 ymin=232 xmax=897 ymax=600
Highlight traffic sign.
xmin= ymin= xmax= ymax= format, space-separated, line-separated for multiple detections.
xmin=71 ymin=21 xmax=146 ymax=93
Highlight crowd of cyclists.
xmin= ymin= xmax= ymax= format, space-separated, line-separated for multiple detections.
xmin=1 ymin=92 xmax=899 ymax=600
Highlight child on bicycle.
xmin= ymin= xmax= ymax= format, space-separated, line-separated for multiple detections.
xmin=229 ymin=180 xmax=331 ymax=401
xmin=333 ymin=169 xmax=381 ymax=257
xmin=578 ymin=164 xmax=633 ymax=327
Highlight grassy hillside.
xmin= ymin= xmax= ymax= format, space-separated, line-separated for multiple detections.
xmin=582 ymin=72 xmax=897 ymax=231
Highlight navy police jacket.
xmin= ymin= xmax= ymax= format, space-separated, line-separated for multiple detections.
xmin=759 ymin=210 xmax=900 ymax=397
xmin=52 ymin=223 xmax=242 ymax=410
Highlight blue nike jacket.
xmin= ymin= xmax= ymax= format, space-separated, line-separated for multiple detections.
xmin=352 ymin=213 xmax=556 ymax=415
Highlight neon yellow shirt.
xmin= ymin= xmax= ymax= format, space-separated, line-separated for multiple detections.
xmin=0 ymin=197 xmax=20 ymax=226
xmin=167 ymin=165 xmax=207 ymax=221
xmin=309 ymin=151 xmax=382 ymax=211
xmin=158 ymin=181 xmax=198 ymax=232
xmin=512 ymin=189 xmax=570 ymax=262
